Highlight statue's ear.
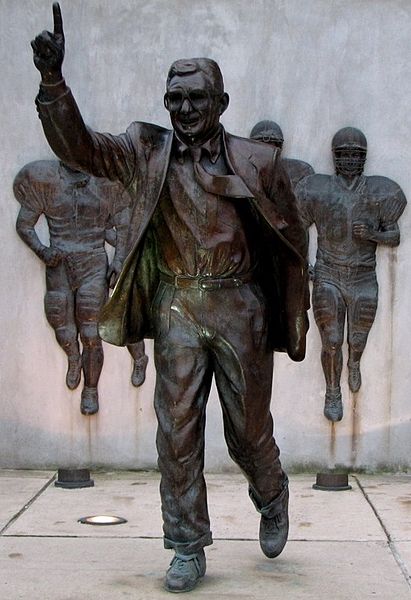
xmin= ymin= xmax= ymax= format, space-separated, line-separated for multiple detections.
xmin=219 ymin=93 xmax=229 ymax=116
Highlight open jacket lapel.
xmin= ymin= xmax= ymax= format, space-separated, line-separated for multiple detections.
xmin=99 ymin=127 xmax=173 ymax=345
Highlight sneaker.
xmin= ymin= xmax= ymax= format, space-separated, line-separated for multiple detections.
xmin=66 ymin=355 xmax=81 ymax=390
xmin=131 ymin=354 xmax=148 ymax=387
xmin=259 ymin=484 xmax=289 ymax=559
xmin=348 ymin=361 xmax=361 ymax=393
xmin=164 ymin=550 xmax=206 ymax=593
xmin=80 ymin=386 xmax=99 ymax=415
xmin=324 ymin=387 xmax=343 ymax=422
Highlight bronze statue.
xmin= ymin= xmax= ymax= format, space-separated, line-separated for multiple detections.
xmin=31 ymin=4 xmax=309 ymax=592
xmin=105 ymin=218 xmax=149 ymax=387
xmin=295 ymin=127 xmax=406 ymax=422
xmin=14 ymin=160 xmax=148 ymax=414
xmin=250 ymin=120 xmax=314 ymax=188
xmin=127 ymin=340 xmax=148 ymax=387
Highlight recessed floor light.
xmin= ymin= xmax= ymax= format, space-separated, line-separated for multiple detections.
xmin=78 ymin=515 xmax=127 ymax=525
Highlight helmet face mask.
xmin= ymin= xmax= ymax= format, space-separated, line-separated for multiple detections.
xmin=331 ymin=127 xmax=367 ymax=177
xmin=333 ymin=147 xmax=367 ymax=176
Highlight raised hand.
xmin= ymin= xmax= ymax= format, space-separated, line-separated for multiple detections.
xmin=31 ymin=3 xmax=65 ymax=83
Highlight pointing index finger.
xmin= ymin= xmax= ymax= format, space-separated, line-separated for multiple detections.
xmin=53 ymin=2 xmax=64 ymax=36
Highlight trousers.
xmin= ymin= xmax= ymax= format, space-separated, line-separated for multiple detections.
xmin=152 ymin=279 xmax=285 ymax=554
xmin=313 ymin=262 xmax=378 ymax=352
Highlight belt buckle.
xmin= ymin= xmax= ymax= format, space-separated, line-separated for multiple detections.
xmin=199 ymin=277 xmax=221 ymax=291
xmin=174 ymin=274 xmax=189 ymax=288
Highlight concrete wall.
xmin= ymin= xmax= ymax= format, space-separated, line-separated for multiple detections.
xmin=1 ymin=0 xmax=410 ymax=471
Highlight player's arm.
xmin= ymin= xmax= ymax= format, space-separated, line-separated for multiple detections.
xmin=353 ymin=181 xmax=407 ymax=247
xmin=16 ymin=206 xmax=63 ymax=267
xmin=294 ymin=176 xmax=315 ymax=231
xmin=107 ymin=206 xmax=130 ymax=288
xmin=104 ymin=227 xmax=117 ymax=247
xmin=353 ymin=222 xmax=401 ymax=246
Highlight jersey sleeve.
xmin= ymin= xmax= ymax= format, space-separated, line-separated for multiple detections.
xmin=294 ymin=176 xmax=315 ymax=229
xmin=379 ymin=183 xmax=407 ymax=228
xmin=13 ymin=161 xmax=56 ymax=215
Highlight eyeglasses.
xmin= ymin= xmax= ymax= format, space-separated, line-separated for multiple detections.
xmin=164 ymin=90 xmax=221 ymax=112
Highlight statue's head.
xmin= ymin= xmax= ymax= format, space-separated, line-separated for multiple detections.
xmin=164 ymin=58 xmax=229 ymax=145
xmin=332 ymin=127 xmax=367 ymax=177
xmin=250 ymin=120 xmax=284 ymax=149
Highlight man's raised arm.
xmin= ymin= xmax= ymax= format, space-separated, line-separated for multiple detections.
xmin=31 ymin=3 xmax=134 ymax=185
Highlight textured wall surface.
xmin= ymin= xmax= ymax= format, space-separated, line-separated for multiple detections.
xmin=1 ymin=0 xmax=410 ymax=471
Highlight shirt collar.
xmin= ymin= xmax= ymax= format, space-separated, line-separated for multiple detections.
xmin=174 ymin=126 xmax=223 ymax=164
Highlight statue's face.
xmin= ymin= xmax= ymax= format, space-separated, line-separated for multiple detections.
xmin=165 ymin=71 xmax=226 ymax=145
xmin=333 ymin=147 xmax=367 ymax=177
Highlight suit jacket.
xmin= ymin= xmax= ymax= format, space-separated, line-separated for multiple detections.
xmin=36 ymin=86 xmax=310 ymax=360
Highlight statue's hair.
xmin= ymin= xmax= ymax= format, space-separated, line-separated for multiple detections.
xmin=167 ymin=58 xmax=224 ymax=94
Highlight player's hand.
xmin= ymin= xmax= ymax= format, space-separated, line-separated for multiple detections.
xmin=352 ymin=222 xmax=373 ymax=240
xmin=31 ymin=3 xmax=65 ymax=83
xmin=308 ymin=263 xmax=315 ymax=281
xmin=41 ymin=246 xmax=64 ymax=267
xmin=107 ymin=261 xmax=122 ymax=289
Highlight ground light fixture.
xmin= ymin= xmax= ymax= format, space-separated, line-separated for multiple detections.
xmin=55 ymin=468 xmax=94 ymax=489
xmin=313 ymin=472 xmax=352 ymax=491
xmin=78 ymin=515 xmax=128 ymax=525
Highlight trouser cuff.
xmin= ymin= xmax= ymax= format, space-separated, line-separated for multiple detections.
xmin=249 ymin=474 xmax=289 ymax=518
xmin=164 ymin=531 xmax=213 ymax=554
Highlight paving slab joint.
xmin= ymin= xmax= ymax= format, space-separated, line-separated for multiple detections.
xmin=0 ymin=472 xmax=57 ymax=536
xmin=353 ymin=475 xmax=411 ymax=591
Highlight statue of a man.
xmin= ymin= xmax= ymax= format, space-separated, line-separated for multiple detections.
xmin=31 ymin=4 xmax=309 ymax=592
xmin=250 ymin=120 xmax=314 ymax=188
xmin=295 ymin=127 xmax=406 ymax=422
xmin=14 ymin=159 xmax=148 ymax=414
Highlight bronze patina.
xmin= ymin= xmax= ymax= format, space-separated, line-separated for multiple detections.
xmin=14 ymin=160 xmax=148 ymax=414
xmin=296 ymin=127 xmax=406 ymax=422
xmin=31 ymin=4 xmax=309 ymax=592
xmin=250 ymin=120 xmax=314 ymax=188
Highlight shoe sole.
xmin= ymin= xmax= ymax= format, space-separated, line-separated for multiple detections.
xmin=164 ymin=575 xmax=204 ymax=593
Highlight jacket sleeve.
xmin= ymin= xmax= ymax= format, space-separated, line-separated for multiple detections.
xmin=36 ymin=82 xmax=136 ymax=186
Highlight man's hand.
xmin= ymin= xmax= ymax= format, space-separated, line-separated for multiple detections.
xmin=40 ymin=246 xmax=64 ymax=267
xmin=352 ymin=221 xmax=375 ymax=241
xmin=31 ymin=3 xmax=65 ymax=83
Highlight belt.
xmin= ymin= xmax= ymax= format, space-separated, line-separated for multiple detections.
xmin=316 ymin=262 xmax=375 ymax=274
xmin=160 ymin=270 xmax=254 ymax=291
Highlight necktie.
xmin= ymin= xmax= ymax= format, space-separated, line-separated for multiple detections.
xmin=190 ymin=147 xmax=253 ymax=199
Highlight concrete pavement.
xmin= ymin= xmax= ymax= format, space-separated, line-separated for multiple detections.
xmin=1 ymin=471 xmax=410 ymax=599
